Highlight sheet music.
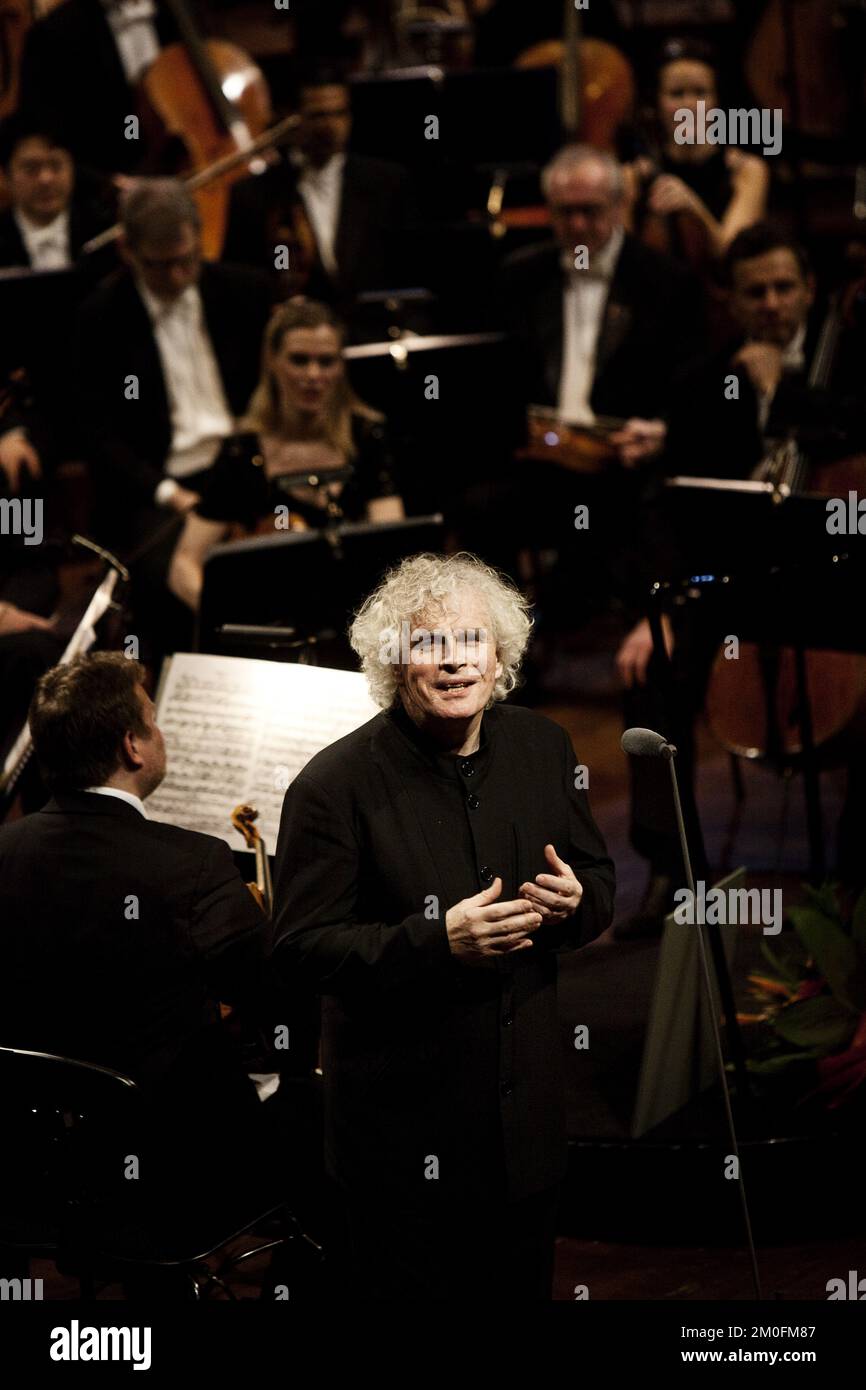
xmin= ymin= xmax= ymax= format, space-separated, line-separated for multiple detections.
xmin=147 ymin=653 xmax=379 ymax=851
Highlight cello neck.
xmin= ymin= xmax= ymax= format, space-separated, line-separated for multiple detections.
xmin=160 ymin=0 xmax=240 ymax=136
xmin=559 ymin=0 xmax=582 ymax=139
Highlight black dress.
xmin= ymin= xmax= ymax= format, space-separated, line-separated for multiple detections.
xmin=195 ymin=416 xmax=398 ymax=532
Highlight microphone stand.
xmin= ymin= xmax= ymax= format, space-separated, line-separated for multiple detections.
xmin=657 ymin=731 xmax=764 ymax=1302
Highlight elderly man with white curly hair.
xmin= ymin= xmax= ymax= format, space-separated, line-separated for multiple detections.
xmin=273 ymin=551 xmax=615 ymax=1300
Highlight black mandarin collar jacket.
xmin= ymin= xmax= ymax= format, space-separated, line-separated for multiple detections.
xmin=273 ymin=699 xmax=615 ymax=1202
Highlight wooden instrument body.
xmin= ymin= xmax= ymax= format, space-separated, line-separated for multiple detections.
xmin=745 ymin=0 xmax=852 ymax=141
xmin=141 ymin=38 xmax=272 ymax=259
xmin=515 ymin=37 xmax=635 ymax=154
xmin=517 ymin=409 xmax=621 ymax=475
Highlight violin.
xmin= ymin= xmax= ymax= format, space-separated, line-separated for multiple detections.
xmin=516 ymin=405 xmax=624 ymax=475
xmin=231 ymin=802 xmax=272 ymax=917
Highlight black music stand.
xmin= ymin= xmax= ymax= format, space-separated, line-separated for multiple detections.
xmin=654 ymin=477 xmax=866 ymax=882
xmin=197 ymin=515 xmax=444 ymax=663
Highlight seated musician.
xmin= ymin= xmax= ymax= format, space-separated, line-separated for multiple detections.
xmin=623 ymin=37 xmax=769 ymax=263
xmin=223 ymin=69 xmax=417 ymax=313
xmin=0 ymin=115 xmax=114 ymax=273
xmin=75 ymin=179 xmax=272 ymax=537
xmin=497 ymin=143 xmax=705 ymax=630
xmin=615 ymin=223 xmax=866 ymax=929
xmin=0 ymin=653 xmax=286 ymax=1244
xmin=168 ymin=300 xmax=404 ymax=612
xmin=502 ymin=143 xmax=705 ymax=461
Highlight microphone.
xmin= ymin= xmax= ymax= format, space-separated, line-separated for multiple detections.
xmin=621 ymin=727 xmax=676 ymax=760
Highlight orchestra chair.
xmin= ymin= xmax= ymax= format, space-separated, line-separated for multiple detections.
xmin=0 ymin=1045 xmax=322 ymax=1300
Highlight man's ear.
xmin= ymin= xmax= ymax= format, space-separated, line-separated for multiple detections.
xmin=120 ymin=726 xmax=145 ymax=771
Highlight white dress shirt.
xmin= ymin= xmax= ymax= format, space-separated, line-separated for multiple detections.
xmin=83 ymin=785 xmax=148 ymax=818
xmin=296 ymin=152 xmax=346 ymax=277
xmin=557 ymin=225 xmax=625 ymax=426
xmin=101 ymin=0 xmax=160 ymax=83
xmin=137 ymin=281 xmax=235 ymax=498
xmin=14 ymin=208 xmax=71 ymax=270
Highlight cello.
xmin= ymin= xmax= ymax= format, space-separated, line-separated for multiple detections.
xmin=136 ymin=0 xmax=274 ymax=259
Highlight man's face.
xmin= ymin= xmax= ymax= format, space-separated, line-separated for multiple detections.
xmin=730 ymin=248 xmax=815 ymax=347
xmin=7 ymin=137 xmax=74 ymax=225
xmin=299 ymin=84 xmax=352 ymax=166
xmin=124 ymin=222 xmax=201 ymax=303
xmin=131 ymin=685 xmax=167 ymax=798
xmin=547 ymin=161 xmax=622 ymax=260
xmin=396 ymin=591 xmax=502 ymax=729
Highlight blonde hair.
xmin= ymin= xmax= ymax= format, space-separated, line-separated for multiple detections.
xmin=241 ymin=299 xmax=381 ymax=459
xmin=350 ymin=552 xmax=534 ymax=709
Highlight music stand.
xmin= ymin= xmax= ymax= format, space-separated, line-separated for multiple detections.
xmin=197 ymin=515 xmax=445 ymax=663
xmin=654 ymin=478 xmax=866 ymax=881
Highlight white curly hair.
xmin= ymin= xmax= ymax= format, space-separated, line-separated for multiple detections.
xmin=349 ymin=552 xmax=533 ymax=709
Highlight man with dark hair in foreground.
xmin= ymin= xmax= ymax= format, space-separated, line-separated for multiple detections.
xmin=0 ymin=652 xmax=289 ymax=1275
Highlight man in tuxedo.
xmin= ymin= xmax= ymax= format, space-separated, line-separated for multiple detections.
xmin=224 ymin=71 xmax=416 ymax=320
xmin=0 ymin=651 xmax=281 ymax=1227
xmin=498 ymin=143 xmax=705 ymax=630
xmin=17 ymin=0 xmax=178 ymax=177
xmin=503 ymin=143 xmax=704 ymax=442
xmin=75 ymin=178 xmax=271 ymax=653
xmin=77 ymin=178 xmax=271 ymax=525
xmin=0 ymin=116 xmax=114 ymax=273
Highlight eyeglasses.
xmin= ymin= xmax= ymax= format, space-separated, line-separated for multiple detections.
xmin=137 ymin=252 xmax=200 ymax=271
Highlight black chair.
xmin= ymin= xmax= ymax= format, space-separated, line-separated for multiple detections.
xmin=0 ymin=1046 xmax=322 ymax=1300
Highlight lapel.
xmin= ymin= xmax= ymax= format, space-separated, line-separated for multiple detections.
xmin=116 ymin=272 xmax=170 ymax=419
xmin=333 ymin=156 xmax=360 ymax=287
xmin=538 ymin=270 xmax=565 ymax=402
xmin=199 ymin=264 xmax=231 ymax=382
xmin=83 ymin=0 xmax=137 ymax=106
xmin=594 ymin=237 xmax=635 ymax=387
xmin=0 ymin=210 xmax=30 ymax=268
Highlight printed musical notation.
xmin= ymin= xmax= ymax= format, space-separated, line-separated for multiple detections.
xmin=146 ymin=653 xmax=378 ymax=850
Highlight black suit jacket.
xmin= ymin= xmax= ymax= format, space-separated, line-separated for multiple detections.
xmin=0 ymin=197 xmax=112 ymax=272
xmin=75 ymin=262 xmax=273 ymax=508
xmin=0 ymin=789 xmax=286 ymax=1213
xmin=0 ymin=791 xmax=270 ymax=1090
xmin=17 ymin=0 xmax=179 ymax=175
xmin=501 ymin=234 xmax=705 ymax=420
xmin=224 ymin=153 xmax=416 ymax=309
xmin=272 ymin=701 xmax=615 ymax=1202
xmin=664 ymin=320 xmax=866 ymax=481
